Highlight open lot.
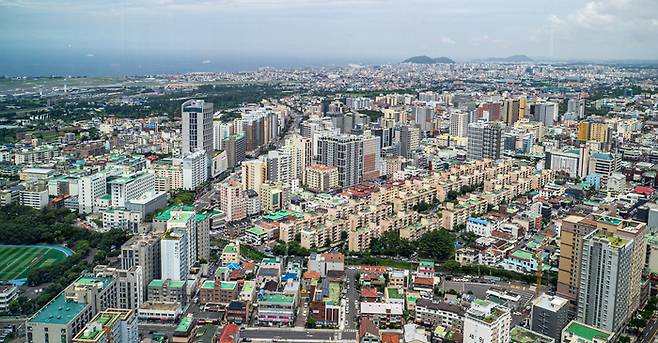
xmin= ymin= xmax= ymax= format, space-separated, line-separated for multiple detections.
xmin=0 ymin=245 xmax=73 ymax=284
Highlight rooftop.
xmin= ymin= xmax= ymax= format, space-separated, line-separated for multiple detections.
xmin=565 ymin=321 xmax=610 ymax=341
xmin=511 ymin=326 xmax=555 ymax=343
xmin=75 ymin=276 xmax=113 ymax=290
xmin=175 ymin=316 xmax=194 ymax=334
xmin=259 ymin=292 xmax=295 ymax=304
xmin=29 ymin=293 xmax=87 ymax=325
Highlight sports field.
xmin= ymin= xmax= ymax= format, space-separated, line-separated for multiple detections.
xmin=0 ymin=245 xmax=73 ymax=284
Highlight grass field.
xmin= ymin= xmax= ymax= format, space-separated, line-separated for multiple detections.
xmin=0 ymin=245 xmax=73 ymax=283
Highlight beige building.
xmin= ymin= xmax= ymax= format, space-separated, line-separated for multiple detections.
xmin=306 ymin=165 xmax=339 ymax=193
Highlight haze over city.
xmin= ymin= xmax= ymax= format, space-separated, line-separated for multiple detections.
xmin=1 ymin=0 xmax=658 ymax=75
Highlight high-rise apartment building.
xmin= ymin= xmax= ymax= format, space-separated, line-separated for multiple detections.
xmin=265 ymin=150 xmax=291 ymax=186
xmin=182 ymin=149 xmax=209 ymax=190
xmin=161 ymin=229 xmax=189 ymax=281
xmin=317 ymin=135 xmax=364 ymax=187
xmin=78 ymin=172 xmax=106 ymax=214
xmin=120 ymin=234 xmax=161 ymax=297
xmin=282 ymin=134 xmax=313 ymax=184
xmin=108 ymin=171 xmax=155 ymax=208
xmin=557 ymin=215 xmax=597 ymax=311
xmin=399 ymin=125 xmax=420 ymax=159
xmin=219 ymin=179 xmax=247 ymax=222
xmin=449 ymin=111 xmax=469 ymax=137
xmin=241 ymin=159 xmax=267 ymax=194
xmin=502 ymin=99 xmax=520 ymax=125
xmin=467 ymin=122 xmax=502 ymax=161
xmin=588 ymin=153 xmax=621 ymax=187
xmin=182 ymin=99 xmax=214 ymax=155
xmin=578 ymin=121 xmax=609 ymax=143
xmin=577 ymin=231 xmax=633 ymax=333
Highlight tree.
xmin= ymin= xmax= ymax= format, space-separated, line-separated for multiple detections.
xmin=340 ymin=231 xmax=348 ymax=241
xmin=462 ymin=232 xmax=479 ymax=247
xmin=306 ymin=317 xmax=317 ymax=328
xmin=446 ymin=191 xmax=459 ymax=201
xmin=172 ymin=191 xmax=194 ymax=205
xmin=417 ymin=229 xmax=455 ymax=261
xmin=444 ymin=260 xmax=461 ymax=274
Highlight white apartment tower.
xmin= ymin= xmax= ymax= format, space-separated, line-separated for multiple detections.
xmin=78 ymin=173 xmax=107 ymax=214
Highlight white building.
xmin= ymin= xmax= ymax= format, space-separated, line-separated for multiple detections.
xmin=160 ymin=229 xmax=189 ymax=281
xmin=182 ymin=150 xmax=209 ymax=190
xmin=464 ymin=299 xmax=511 ymax=343
xmin=19 ymin=185 xmax=49 ymax=209
xmin=465 ymin=217 xmax=498 ymax=237
xmin=450 ymin=111 xmax=469 ymax=138
xmin=109 ymin=172 xmax=155 ymax=208
xmin=78 ymin=173 xmax=107 ymax=214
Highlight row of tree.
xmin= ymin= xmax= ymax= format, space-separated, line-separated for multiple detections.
xmin=368 ymin=228 xmax=456 ymax=262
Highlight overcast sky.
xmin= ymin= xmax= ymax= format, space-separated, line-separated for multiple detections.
xmin=1 ymin=0 xmax=657 ymax=63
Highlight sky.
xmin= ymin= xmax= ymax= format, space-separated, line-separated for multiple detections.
xmin=1 ymin=0 xmax=658 ymax=74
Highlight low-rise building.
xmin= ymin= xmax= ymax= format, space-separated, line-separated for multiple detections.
xmin=561 ymin=320 xmax=611 ymax=343
xmin=72 ymin=309 xmax=138 ymax=343
xmin=256 ymin=292 xmax=297 ymax=326
xmin=414 ymin=299 xmax=465 ymax=329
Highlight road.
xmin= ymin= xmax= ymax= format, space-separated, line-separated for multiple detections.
xmin=639 ymin=318 xmax=658 ymax=343
xmin=242 ymin=327 xmax=345 ymax=342
xmin=344 ymin=268 xmax=358 ymax=331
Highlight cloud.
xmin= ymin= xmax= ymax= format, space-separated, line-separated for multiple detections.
xmin=550 ymin=0 xmax=658 ymax=33
xmin=437 ymin=36 xmax=456 ymax=45
xmin=471 ymin=35 xmax=504 ymax=45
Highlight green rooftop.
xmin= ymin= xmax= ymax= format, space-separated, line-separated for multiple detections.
xmin=154 ymin=205 xmax=196 ymax=221
xmin=175 ymin=316 xmax=194 ymax=333
xmin=262 ymin=210 xmax=304 ymax=221
xmin=594 ymin=233 xmax=627 ymax=248
xmin=241 ymin=281 xmax=255 ymax=294
xmin=223 ymin=243 xmax=238 ymax=254
xmin=149 ymin=279 xmax=186 ymax=289
xmin=247 ymin=226 xmax=267 ymax=236
xmin=201 ymin=280 xmax=215 ymax=290
xmin=566 ymin=321 xmax=610 ymax=341
xmin=221 ymin=281 xmax=238 ymax=290
xmin=327 ymin=282 xmax=341 ymax=305
xmin=511 ymin=250 xmax=534 ymax=261
xmin=260 ymin=292 xmax=295 ymax=304
xmin=29 ymin=293 xmax=88 ymax=325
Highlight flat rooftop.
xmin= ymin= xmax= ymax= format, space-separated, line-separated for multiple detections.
xmin=30 ymin=293 xmax=87 ymax=325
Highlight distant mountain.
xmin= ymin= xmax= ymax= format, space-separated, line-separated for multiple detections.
xmin=403 ymin=55 xmax=455 ymax=64
xmin=483 ymin=54 xmax=534 ymax=63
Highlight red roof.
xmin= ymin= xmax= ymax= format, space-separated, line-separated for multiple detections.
xmin=219 ymin=323 xmax=240 ymax=343
xmin=414 ymin=277 xmax=434 ymax=285
xmin=303 ymin=271 xmax=321 ymax=279
xmin=633 ymin=186 xmax=655 ymax=196
xmin=382 ymin=333 xmax=401 ymax=343
xmin=360 ymin=287 xmax=379 ymax=299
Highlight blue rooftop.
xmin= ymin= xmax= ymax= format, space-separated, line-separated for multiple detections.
xmin=592 ymin=153 xmax=613 ymax=160
xmin=467 ymin=217 xmax=489 ymax=226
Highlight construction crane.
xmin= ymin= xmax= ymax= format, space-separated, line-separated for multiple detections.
xmin=535 ymin=230 xmax=552 ymax=295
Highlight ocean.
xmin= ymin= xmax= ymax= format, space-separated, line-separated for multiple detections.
xmin=0 ymin=48 xmax=380 ymax=77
